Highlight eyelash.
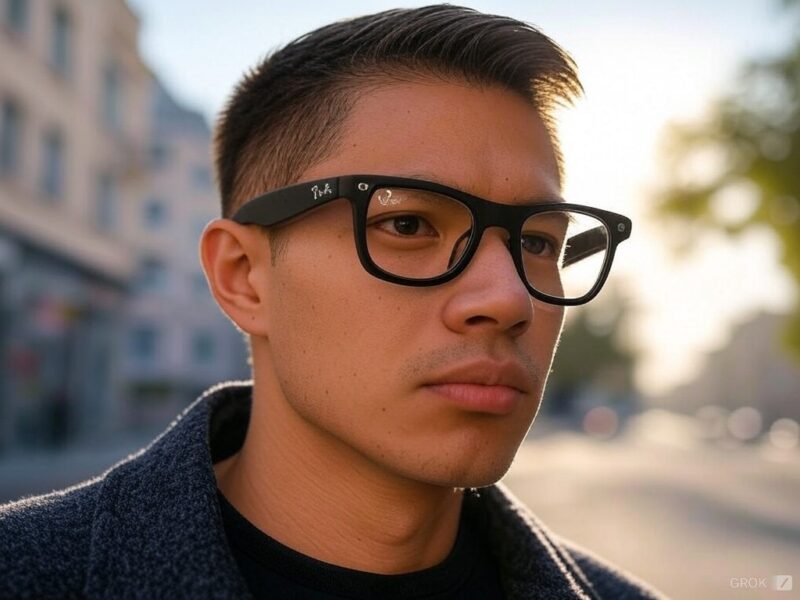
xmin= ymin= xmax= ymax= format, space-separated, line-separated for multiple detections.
xmin=370 ymin=214 xmax=437 ymax=237
xmin=521 ymin=234 xmax=558 ymax=256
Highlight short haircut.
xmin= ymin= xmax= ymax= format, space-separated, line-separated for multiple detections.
xmin=213 ymin=4 xmax=582 ymax=221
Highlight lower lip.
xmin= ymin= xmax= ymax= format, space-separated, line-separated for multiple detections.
xmin=425 ymin=383 xmax=522 ymax=415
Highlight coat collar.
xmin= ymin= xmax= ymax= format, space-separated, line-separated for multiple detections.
xmin=84 ymin=382 xmax=593 ymax=599
xmin=84 ymin=383 xmax=251 ymax=598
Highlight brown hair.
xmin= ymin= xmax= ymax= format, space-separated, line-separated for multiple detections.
xmin=213 ymin=4 xmax=582 ymax=219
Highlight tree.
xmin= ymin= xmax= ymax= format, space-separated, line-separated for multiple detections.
xmin=544 ymin=288 xmax=637 ymax=416
xmin=655 ymin=0 xmax=800 ymax=358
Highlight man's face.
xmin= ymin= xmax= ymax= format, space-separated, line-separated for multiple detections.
xmin=262 ymin=80 xmax=565 ymax=488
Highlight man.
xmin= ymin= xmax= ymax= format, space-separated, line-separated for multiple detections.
xmin=0 ymin=5 xmax=662 ymax=599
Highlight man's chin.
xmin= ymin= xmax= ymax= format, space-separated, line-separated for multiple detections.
xmin=399 ymin=456 xmax=516 ymax=490
xmin=450 ymin=467 xmax=513 ymax=490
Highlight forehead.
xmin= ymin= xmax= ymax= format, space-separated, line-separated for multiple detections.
xmin=301 ymin=79 xmax=562 ymax=203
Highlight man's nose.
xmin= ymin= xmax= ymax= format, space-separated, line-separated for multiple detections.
xmin=441 ymin=228 xmax=535 ymax=337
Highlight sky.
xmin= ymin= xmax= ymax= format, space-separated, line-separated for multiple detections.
xmin=126 ymin=0 xmax=797 ymax=397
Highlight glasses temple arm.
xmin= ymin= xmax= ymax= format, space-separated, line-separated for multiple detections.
xmin=231 ymin=178 xmax=340 ymax=226
xmin=562 ymin=226 xmax=608 ymax=268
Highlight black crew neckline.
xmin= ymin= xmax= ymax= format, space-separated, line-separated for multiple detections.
xmin=217 ymin=488 xmax=484 ymax=599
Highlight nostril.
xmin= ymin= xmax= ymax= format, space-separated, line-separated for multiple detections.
xmin=465 ymin=315 xmax=494 ymax=326
xmin=508 ymin=319 xmax=529 ymax=337
xmin=463 ymin=313 xmax=530 ymax=336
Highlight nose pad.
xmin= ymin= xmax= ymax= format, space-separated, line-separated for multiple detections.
xmin=448 ymin=229 xmax=472 ymax=269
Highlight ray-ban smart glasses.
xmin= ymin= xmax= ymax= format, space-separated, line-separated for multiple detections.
xmin=231 ymin=175 xmax=632 ymax=306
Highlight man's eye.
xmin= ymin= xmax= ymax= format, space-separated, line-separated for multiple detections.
xmin=522 ymin=234 xmax=556 ymax=256
xmin=375 ymin=215 xmax=436 ymax=237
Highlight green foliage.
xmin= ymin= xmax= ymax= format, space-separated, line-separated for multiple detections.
xmin=545 ymin=291 xmax=636 ymax=415
xmin=655 ymin=2 xmax=800 ymax=359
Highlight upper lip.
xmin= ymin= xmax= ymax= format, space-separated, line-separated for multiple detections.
xmin=424 ymin=360 xmax=533 ymax=394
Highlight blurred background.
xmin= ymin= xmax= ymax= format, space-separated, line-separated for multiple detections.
xmin=0 ymin=0 xmax=798 ymax=598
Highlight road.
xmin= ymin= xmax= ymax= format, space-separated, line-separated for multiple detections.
xmin=506 ymin=425 xmax=800 ymax=599
xmin=1 ymin=416 xmax=798 ymax=599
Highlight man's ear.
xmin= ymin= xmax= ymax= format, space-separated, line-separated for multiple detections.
xmin=200 ymin=219 xmax=272 ymax=337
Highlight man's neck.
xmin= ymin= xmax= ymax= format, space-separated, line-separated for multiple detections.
xmin=214 ymin=378 xmax=464 ymax=574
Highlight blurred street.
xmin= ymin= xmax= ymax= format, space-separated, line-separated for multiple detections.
xmin=1 ymin=412 xmax=798 ymax=600
xmin=507 ymin=418 xmax=800 ymax=600
xmin=0 ymin=431 xmax=151 ymax=505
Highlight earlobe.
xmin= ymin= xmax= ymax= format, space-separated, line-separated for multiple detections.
xmin=199 ymin=219 xmax=271 ymax=337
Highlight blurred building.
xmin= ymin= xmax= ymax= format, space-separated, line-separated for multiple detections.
xmin=0 ymin=0 xmax=151 ymax=451
xmin=655 ymin=312 xmax=800 ymax=424
xmin=0 ymin=0 xmax=248 ymax=452
xmin=119 ymin=83 xmax=249 ymax=429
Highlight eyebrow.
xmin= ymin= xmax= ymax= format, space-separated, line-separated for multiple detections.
xmin=404 ymin=172 xmax=565 ymax=204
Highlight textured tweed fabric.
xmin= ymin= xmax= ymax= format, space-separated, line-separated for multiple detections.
xmin=0 ymin=382 xmax=665 ymax=599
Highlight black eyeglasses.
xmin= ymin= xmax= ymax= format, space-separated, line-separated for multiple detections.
xmin=231 ymin=175 xmax=631 ymax=306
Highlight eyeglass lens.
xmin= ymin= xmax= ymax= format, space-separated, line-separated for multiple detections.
xmin=365 ymin=187 xmax=610 ymax=300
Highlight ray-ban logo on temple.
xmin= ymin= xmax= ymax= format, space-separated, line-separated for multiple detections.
xmin=311 ymin=183 xmax=333 ymax=200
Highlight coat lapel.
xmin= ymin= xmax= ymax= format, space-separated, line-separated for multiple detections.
xmin=482 ymin=484 xmax=597 ymax=599
xmin=83 ymin=385 xmax=252 ymax=599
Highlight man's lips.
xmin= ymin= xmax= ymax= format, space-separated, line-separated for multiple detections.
xmin=422 ymin=360 xmax=532 ymax=415
xmin=425 ymin=383 xmax=522 ymax=415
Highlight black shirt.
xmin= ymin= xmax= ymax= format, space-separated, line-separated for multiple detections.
xmin=217 ymin=489 xmax=506 ymax=599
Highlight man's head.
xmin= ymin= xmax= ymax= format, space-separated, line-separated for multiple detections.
xmin=213 ymin=4 xmax=580 ymax=220
xmin=203 ymin=6 xmax=586 ymax=488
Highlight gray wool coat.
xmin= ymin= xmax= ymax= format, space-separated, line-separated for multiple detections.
xmin=0 ymin=382 xmax=665 ymax=599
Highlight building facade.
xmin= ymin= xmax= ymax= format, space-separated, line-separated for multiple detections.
xmin=0 ymin=0 xmax=151 ymax=451
xmin=119 ymin=83 xmax=249 ymax=430
xmin=655 ymin=312 xmax=800 ymax=425
xmin=0 ymin=0 xmax=248 ymax=451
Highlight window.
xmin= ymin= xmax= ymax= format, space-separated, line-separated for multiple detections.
xmin=131 ymin=325 xmax=159 ymax=362
xmin=191 ymin=331 xmax=215 ymax=364
xmin=0 ymin=98 xmax=22 ymax=177
xmin=138 ymin=257 xmax=167 ymax=291
xmin=95 ymin=171 xmax=117 ymax=230
xmin=192 ymin=272 xmax=208 ymax=293
xmin=190 ymin=165 xmax=212 ymax=189
xmin=50 ymin=6 xmax=71 ymax=76
xmin=192 ymin=217 xmax=208 ymax=242
xmin=6 ymin=0 xmax=29 ymax=33
xmin=143 ymin=197 xmax=168 ymax=229
xmin=192 ymin=272 xmax=208 ymax=295
xmin=101 ymin=61 xmax=123 ymax=131
xmin=40 ymin=129 xmax=64 ymax=200
xmin=148 ymin=143 xmax=170 ymax=169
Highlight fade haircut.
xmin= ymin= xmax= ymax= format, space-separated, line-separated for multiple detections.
xmin=214 ymin=4 xmax=582 ymax=223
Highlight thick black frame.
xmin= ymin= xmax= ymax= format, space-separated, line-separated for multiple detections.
xmin=231 ymin=175 xmax=632 ymax=306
